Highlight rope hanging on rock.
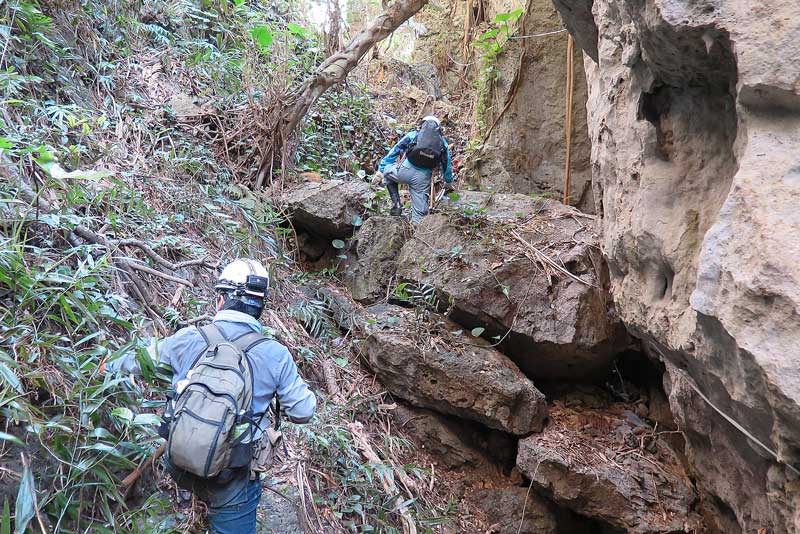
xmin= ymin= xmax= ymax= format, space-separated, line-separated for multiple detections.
xmin=563 ymin=34 xmax=575 ymax=206
xmin=675 ymin=368 xmax=800 ymax=477
xmin=510 ymin=28 xmax=568 ymax=40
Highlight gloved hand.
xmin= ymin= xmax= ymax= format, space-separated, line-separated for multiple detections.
xmin=372 ymin=171 xmax=384 ymax=185
xmin=444 ymin=180 xmax=456 ymax=193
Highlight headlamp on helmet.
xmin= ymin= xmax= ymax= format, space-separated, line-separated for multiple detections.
xmin=214 ymin=259 xmax=270 ymax=307
xmin=244 ymin=275 xmax=269 ymax=298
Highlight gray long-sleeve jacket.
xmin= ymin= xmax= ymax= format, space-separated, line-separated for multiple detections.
xmin=107 ymin=310 xmax=316 ymax=425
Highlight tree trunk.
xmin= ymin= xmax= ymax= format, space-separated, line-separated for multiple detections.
xmin=324 ymin=0 xmax=343 ymax=56
xmin=254 ymin=0 xmax=428 ymax=189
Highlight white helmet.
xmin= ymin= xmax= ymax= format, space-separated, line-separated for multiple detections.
xmin=214 ymin=259 xmax=270 ymax=306
xmin=422 ymin=115 xmax=441 ymax=126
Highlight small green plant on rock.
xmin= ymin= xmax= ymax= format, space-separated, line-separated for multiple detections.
xmin=472 ymin=9 xmax=524 ymax=134
xmin=393 ymin=282 xmax=440 ymax=312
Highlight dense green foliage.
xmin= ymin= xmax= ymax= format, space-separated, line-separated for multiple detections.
xmin=298 ymin=88 xmax=389 ymax=176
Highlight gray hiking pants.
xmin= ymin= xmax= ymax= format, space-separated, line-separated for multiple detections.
xmin=384 ymin=160 xmax=432 ymax=223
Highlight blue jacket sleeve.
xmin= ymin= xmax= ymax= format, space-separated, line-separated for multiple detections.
xmin=441 ymin=138 xmax=454 ymax=183
xmin=105 ymin=327 xmax=199 ymax=379
xmin=272 ymin=346 xmax=317 ymax=423
xmin=379 ymin=131 xmax=416 ymax=173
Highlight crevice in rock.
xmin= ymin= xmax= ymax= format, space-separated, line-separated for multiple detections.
xmin=392 ymin=400 xmax=518 ymax=471
xmin=442 ymin=302 xmax=625 ymax=383
xmin=701 ymin=492 xmax=742 ymax=534
xmin=637 ymin=84 xmax=673 ymax=161
xmin=535 ymin=345 xmax=681 ymax=436
xmin=517 ymin=480 xmax=625 ymax=534
xmin=295 ymin=229 xmax=335 ymax=265
xmin=478 ymin=479 xmax=618 ymax=534
xmin=651 ymin=263 xmax=674 ymax=301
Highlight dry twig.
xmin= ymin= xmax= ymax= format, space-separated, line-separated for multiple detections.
xmin=510 ymin=230 xmax=598 ymax=288
xmin=348 ymin=422 xmax=417 ymax=534
xmin=120 ymin=442 xmax=167 ymax=492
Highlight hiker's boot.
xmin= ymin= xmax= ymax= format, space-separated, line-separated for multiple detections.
xmin=386 ymin=182 xmax=403 ymax=216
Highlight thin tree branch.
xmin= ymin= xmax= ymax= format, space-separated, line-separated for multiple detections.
xmin=255 ymin=0 xmax=429 ymax=188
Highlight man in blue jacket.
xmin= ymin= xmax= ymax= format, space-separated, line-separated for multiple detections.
xmin=106 ymin=258 xmax=316 ymax=534
xmin=378 ymin=115 xmax=454 ymax=223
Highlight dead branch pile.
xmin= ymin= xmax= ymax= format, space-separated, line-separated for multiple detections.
xmin=4 ymin=161 xmax=216 ymax=334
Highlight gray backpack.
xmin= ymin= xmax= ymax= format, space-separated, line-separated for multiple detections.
xmin=163 ymin=325 xmax=265 ymax=480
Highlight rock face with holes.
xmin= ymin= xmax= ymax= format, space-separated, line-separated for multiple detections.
xmin=284 ymin=180 xmax=372 ymax=239
xmin=339 ymin=216 xmax=410 ymax=303
xmin=363 ymin=304 xmax=547 ymax=435
xmin=396 ymin=192 xmax=626 ymax=380
xmin=554 ymin=0 xmax=800 ymax=531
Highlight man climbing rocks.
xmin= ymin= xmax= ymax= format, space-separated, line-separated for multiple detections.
xmin=377 ymin=115 xmax=455 ymax=223
xmin=105 ymin=259 xmax=316 ymax=534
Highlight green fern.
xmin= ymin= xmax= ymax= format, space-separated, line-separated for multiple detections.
xmin=288 ymin=298 xmax=336 ymax=339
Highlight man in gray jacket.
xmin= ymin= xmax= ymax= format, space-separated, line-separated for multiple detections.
xmin=106 ymin=258 xmax=316 ymax=534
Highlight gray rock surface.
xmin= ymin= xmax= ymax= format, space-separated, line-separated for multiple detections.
xmin=364 ymin=305 xmax=547 ymax=435
xmin=378 ymin=59 xmax=442 ymax=99
xmin=339 ymin=216 xmax=410 ymax=303
xmin=318 ymin=285 xmax=369 ymax=333
xmin=557 ymin=0 xmax=800 ymax=530
xmin=472 ymin=486 xmax=596 ymax=534
xmin=472 ymin=487 xmax=559 ymax=534
xmin=397 ymin=192 xmax=626 ymax=380
xmin=474 ymin=0 xmax=594 ymax=212
xmin=552 ymin=0 xmax=597 ymax=62
xmin=411 ymin=0 xmax=594 ymax=210
xmin=284 ymin=180 xmax=371 ymax=238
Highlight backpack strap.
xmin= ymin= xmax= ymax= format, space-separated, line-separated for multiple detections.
xmin=199 ymin=323 xmax=227 ymax=348
xmin=273 ymin=398 xmax=281 ymax=431
xmin=184 ymin=324 xmax=227 ymax=372
xmin=231 ymin=333 xmax=281 ymax=429
xmin=230 ymin=331 xmax=263 ymax=352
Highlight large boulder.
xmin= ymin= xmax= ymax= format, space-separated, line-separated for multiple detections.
xmin=556 ymin=0 xmax=800 ymax=530
xmin=392 ymin=404 xmax=515 ymax=470
xmin=471 ymin=486 xmax=595 ymax=534
xmin=363 ymin=305 xmax=547 ymax=435
xmin=339 ymin=216 xmax=410 ymax=303
xmin=396 ymin=192 xmax=626 ymax=380
xmin=284 ymin=180 xmax=371 ymax=238
xmin=516 ymin=403 xmax=703 ymax=534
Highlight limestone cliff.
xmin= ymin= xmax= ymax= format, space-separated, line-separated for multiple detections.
xmin=413 ymin=0 xmax=594 ymax=211
xmin=477 ymin=0 xmax=593 ymax=211
xmin=554 ymin=0 xmax=800 ymax=531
